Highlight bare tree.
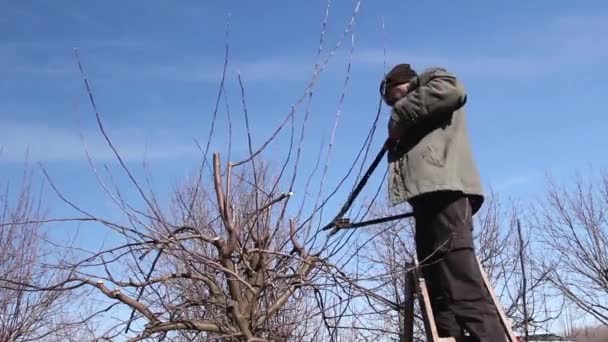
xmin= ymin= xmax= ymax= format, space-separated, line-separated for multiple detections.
xmin=0 ymin=2 xmax=385 ymax=340
xmin=332 ymin=200 xmax=423 ymax=342
xmin=536 ymin=171 xmax=608 ymax=326
xmin=475 ymin=190 xmax=559 ymax=335
xmin=0 ymin=168 xmax=87 ymax=341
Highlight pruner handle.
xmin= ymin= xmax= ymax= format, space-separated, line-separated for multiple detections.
xmin=324 ymin=217 xmax=351 ymax=236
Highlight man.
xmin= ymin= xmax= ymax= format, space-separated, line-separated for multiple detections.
xmin=380 ymin=64 xmax=505 ymax=341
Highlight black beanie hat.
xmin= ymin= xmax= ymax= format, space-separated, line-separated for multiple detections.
xmin=379 ymin=63 xmax=418 ymax=97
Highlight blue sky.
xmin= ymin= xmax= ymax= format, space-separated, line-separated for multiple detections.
xmin=2 ymin=0 xmax=607 ymax=334
xmin=2 ymin=0 xmax=607 ymax=238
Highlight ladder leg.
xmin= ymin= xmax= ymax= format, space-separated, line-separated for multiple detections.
xmin=413 ymin=256 xmax=516 ymax=342
xmin=476 ymin=257 xmax=518 ymax=342
xmin=418 ymin=271 xmax=456 ymax=342
xmin=414 ymin=259 xmax=441 ymax=342
xmin=403 ymin=270 xmax=415 ymax=342
xmin=418 ymin=276 xmax=441 ymax=342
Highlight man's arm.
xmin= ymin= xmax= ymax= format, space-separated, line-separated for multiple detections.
xmin=391 ymin=67 xmax=467 ymax=126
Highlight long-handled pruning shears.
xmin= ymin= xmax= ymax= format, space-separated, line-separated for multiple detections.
xmin=321 ymin=139 xmax=413 ymax=236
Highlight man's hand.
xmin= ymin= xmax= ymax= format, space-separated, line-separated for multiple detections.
xmin=386 ymin=117 xmax=402 ymax=150
xmin=384 ymin=137 xmax=398 ymax=150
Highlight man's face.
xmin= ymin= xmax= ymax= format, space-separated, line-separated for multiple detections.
xmin=384 ymin=82 xmax=410 ymax=107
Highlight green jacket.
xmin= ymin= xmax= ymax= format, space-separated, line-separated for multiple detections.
xmin=387 ymin=67 xmax=484 ymax=213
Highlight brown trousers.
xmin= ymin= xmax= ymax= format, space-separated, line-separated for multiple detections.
xmin=410 ymin=191 xmax=505 ymax=342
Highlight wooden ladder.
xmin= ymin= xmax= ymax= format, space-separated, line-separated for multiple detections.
xmin=403 ymin=257 xmax=518 ymax=342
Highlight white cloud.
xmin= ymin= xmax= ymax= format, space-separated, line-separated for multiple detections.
xmin=354 ymin=11 xmax=608 ymax=78
xmin=1 ymin=54 xmax=314 ymax=83
xmin=0 ymin=120 xmax=201 ymax=163
xmin=1 ymin=39 xmax=147 ymax=50
xmin=0 ymin=33 xmax=320 ymax=83
xmin=492 ymin=171 xmax=541 ymax=192
xmin=353 ymin=50 xmax=544 ymax=78
xmin=232 ymin=57 xmax=313 ymax=82
xmin=6 ymin=11 xmax=607 ymax=84
xmin=102 ymin=56 xmax=313 ymax=83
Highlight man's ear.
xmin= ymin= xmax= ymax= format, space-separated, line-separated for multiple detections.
xmin=380 ymin=87 xmax=392 ymax=106
xmin=379 ymin=79 xmax=388 ymax=98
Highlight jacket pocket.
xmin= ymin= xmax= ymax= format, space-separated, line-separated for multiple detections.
xmin=422 ymin=145 xmax=445 ymax=167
